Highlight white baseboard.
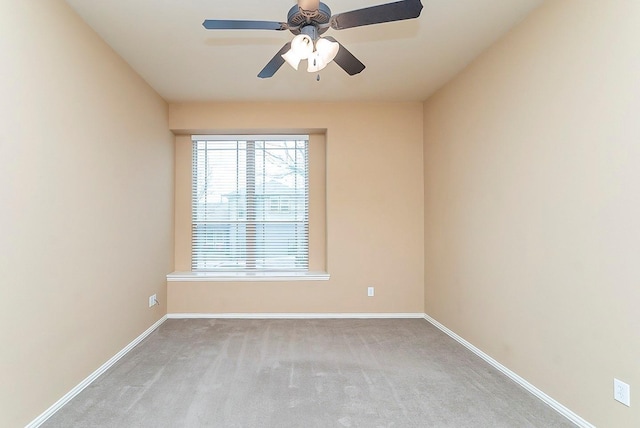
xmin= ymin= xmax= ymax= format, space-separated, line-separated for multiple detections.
xmin=168 ymin=312 xmax=425 ymax=319
xmin=423 ymin=313 xmax=594 ymax=428
xmin=26 ymin=315 xmax=168 ymax=428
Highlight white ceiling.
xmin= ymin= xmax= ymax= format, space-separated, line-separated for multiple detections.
xmin=65 ymin=0 xmax=543 ymax=103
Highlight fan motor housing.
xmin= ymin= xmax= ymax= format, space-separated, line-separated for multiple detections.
xmin=287 ymin=2 xmax=331 ymax=35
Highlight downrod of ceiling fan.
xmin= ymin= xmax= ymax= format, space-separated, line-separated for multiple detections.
xmin=299 ymin=25 xmax=319 ymax=41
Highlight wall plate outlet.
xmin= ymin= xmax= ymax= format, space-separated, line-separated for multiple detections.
xmin=149 ymin=294 xmax=157 ymax=308
xmin=614 ymin=378 xmax=630 ymax=407
xmin=367 ymin=286 xmax=374 ymax=297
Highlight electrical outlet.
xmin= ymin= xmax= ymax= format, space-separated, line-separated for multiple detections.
xmin=148 ymin=294 xmax=157 ymax=308
xmin=614 ymin=378 xmax=630 ymax=407
xmin=367 ymin=287 xmax=374 ymax=297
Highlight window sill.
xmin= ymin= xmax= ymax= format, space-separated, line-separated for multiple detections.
xmin=166 ymin=271 xmax=331 ymax=282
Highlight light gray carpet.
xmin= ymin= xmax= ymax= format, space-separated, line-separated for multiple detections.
xmin=43 ymin=319 xmax=576 ymax=427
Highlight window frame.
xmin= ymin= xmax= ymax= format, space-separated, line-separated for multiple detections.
xmin=190 ymin=135 xmax=310 ymax=273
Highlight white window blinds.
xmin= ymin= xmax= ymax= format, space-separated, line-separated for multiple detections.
xmin=192 ymin=136 xmax=309 ymax=272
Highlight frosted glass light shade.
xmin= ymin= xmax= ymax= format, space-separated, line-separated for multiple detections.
xmin=282 ymin=50 xmax=302 ymax=70
xmin=316 ymin=38 xmax=339 ymax=63
xmin=307 ymin=38 xmax=339 ymax=72
xmin=292 ymin=34 xmax=313 ymax=58
xmin=307 ymin=51 xmax=327 ymax=72
xmin=282 ymin=34 xmax=314 ymax=70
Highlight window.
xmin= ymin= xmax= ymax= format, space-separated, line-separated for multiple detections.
xmin=192 ymin=135 xmax=309 ymax=272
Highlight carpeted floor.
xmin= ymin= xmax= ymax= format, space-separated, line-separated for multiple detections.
xmin=43 ymin=319 xmax=576 ymax=427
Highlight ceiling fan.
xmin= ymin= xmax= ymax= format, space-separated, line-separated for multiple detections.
xmin=202 ymin=0 xmax=424 ymax=78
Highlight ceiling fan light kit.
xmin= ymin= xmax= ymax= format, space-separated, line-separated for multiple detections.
xmin=202 ymin=0 xmax=423 ymax=78
xmin=282 ymin=27 xmax=340 ymax=73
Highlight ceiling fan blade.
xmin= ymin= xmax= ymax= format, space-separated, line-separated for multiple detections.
xmin=324 ymin=37 xmax=365 ymax=76
xmin=330 ymin=0 xmax=423 ymax=30
xmin=258 ymin=42 xmax=292 ymax=79
xmin=202 ymin=20 xmax=288 ymax=31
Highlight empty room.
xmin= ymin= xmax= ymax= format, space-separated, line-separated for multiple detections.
xmin=1 ymin=1 xmax=638 ymax=427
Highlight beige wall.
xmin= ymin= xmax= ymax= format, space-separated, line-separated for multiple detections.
xmin=0 ymin=1 xmax=174 ymax=426
xmin=169 ymin=102 xmax=424 ymax=314
xmin=9 ymin=0 xmax=634 ymax=425
xmin=423 ymin=1 xmax=640 ymax=426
